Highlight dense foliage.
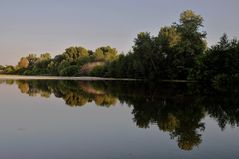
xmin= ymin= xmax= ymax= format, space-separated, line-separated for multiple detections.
xmin=91 ymin=10 xmax=239 ymax=84
xmin=1 ymin=10 xmax=239 ymax=85
xmin=189 ymin=34 xmax=239 ymax=86
xmin=94 ymin=10 xmax=207 ymax=80
xmin=0 ymin=46 xmax=118 ymax=76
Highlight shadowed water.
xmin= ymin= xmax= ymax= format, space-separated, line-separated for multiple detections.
xmin=0 ymin=80 xmax=239 ymax=159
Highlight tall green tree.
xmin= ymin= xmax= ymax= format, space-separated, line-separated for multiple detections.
xmin=176 ymin=10 xmax=207 ymax=56
xmin=26 ymin=54 xmax=38 ymax=68
xmin=156 ymin=26 xmax=181 ymax=79
xmin=94 ymin=48 xmax=105 ymax=61
xmin=63 ymin=47 xmax=89 ymax=61
xmin=94 ymin=46 xmax=118 ymax=61
xmin=132 ymin=32 xmax=156 ymax=79
xmin=171 ymin=10 xmax=207 ymax=79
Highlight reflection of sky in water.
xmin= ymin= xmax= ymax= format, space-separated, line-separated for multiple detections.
xmin=0 ymin=81 xmax=239 ymax=159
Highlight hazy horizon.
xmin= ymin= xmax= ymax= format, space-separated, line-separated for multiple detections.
xmin=1 ymin=0 xmax=239 ymax=65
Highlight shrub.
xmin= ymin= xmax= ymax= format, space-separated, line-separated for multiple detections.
xmin=59 ymin=65 xmax=79 ymax=76
xmin=89 ymin=65 xmax=105 ymax=77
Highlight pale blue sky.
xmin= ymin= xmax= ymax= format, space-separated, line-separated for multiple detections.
xmin=0 ymin=0 xmax=239 ymax=65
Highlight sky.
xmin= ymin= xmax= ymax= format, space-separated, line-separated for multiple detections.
xmin=0 ymin=0 xmax=239 ymax=65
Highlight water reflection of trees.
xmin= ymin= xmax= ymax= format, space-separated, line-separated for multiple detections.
xmin=1 ymin=80 xmax=239 ymax=151
xmin=15 ymin=80 xmax=118 ymax=107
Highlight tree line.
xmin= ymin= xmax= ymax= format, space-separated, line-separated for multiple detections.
xmin=93 ymin=10 xmax=239 ymax=86
xmin=0 ymin=46 xmax=118 ymax=76
xmin=1 ymin=10 xmax=239 ymax=85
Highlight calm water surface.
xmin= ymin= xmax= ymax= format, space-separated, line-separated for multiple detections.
xmin=0 ymin=80 xmax=239 ymax=159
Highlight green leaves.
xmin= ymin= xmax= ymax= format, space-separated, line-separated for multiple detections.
xmin=63 ymin=47 xmax=89 ymax=61
xmin=190 ymin=34 xmax=239 ymax=84
xmin=94 ymin=46 xmax=118 ymax=62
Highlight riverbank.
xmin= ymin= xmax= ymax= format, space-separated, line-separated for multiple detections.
xmin=0 ymin=75 xmax=139 ymax=81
